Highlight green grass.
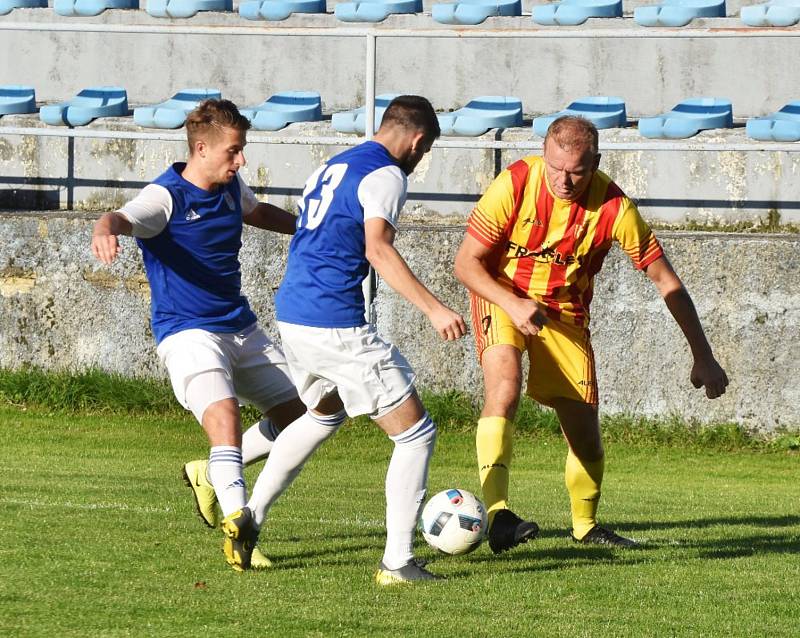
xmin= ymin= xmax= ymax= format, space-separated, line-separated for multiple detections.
xmin=1 ymin=404 xmax=798 ymax=638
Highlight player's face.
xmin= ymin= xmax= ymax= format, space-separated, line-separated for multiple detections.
xmin=543 ymin=139 xmax=599 ymax=201
xmin=202 ymin=127 xmax=247 ymax=186
xmin=399 ymin=134 xmax=433 ymax=175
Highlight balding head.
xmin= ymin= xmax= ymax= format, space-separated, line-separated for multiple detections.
xmin=544 ymin=116 xmax=599 ymax=157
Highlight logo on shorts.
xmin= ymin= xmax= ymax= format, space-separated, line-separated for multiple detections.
xmin=481 ymin=315 xmax=492 ymax=335
xmin=185 ymin=209 xmax=201 ymax=221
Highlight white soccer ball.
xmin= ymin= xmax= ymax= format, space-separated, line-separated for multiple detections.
xmin=420 ymin=489 xmax=488 ymax=555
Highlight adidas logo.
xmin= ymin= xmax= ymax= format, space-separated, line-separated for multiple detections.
xmin=185 ymin=209 xmax=201 ymax=221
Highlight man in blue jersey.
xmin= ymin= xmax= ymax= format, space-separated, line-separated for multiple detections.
xmin=91 ymin=99 xmax=306 ymax=570
xmin=232 ymin=95 xmax=467 ymax=584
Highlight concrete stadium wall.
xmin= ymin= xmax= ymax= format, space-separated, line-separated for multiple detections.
xmin=0 ymin=12 xmax=797 ymax=117
xmin=0 ymin=212 xmax=797 ymax=432
xmin=2 ymin=117 xmax=799 ymax=226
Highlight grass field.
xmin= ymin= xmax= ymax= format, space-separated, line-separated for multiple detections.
xmin=1 ymin=395 xmax=798 ymax=638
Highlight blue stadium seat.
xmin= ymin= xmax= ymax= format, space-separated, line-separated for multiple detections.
xmin=746 ymin=101 xmax=800 ymax=142
xmin=638 ymin=98 xmax=732 ymax=138
xmin=147 ymin=0 xmax=231 ymax=18
xmin=740 ymin=0 xmax=800 ymax=26
xmin=54 ymin=0 xmax=138 ymax=15
xmin=432 ymin=0 xmax=521 ymax=24
xmin=241 ymin=91 xmax=323 ymax=131
xmin=0 ymin=86 xmax=36 ymax=116
xmin=532 ymin=0 xmax=621 ymax=25
xmin=438 ymin=96 xmax=523 ymax=136
xmin=133 ymin=89 xmax=221 ymax=129
xmin=239 ymin=0 xmax=324 ymax=20
xmin=39 ymin=87 xmax=129 ymax=127
xmin=331 ymin=94 xmax=399 ymax=134
xmin=335 ymin=0 xmax=420 ymax=22
xmin=532 ymin=96 xmax=626 ymax=137
xmin=634 ymin=0 xmax=725 ymax=26
xmin=0 ymin=0 xmax=46 ymax=14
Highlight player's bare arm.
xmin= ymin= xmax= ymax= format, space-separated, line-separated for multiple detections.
xmin=365 ymin=217 xmax=466 ymax=341
xmin=91 ymin=212 xmax=133 ymax=265
xmin=644 ymin=255 xmax=729 ymax=399
xmin=243 ymin=202 xmax=297 ymax=235
xmin=454 ymin=233 xmax=546 ymax=336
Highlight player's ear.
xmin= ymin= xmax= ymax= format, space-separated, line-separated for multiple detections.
xmin=194 ymin=139 xmax=207 ymax=159
xmin=409 ymin=131 xmax=426 ymax=154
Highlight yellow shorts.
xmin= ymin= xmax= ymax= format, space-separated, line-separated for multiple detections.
xmin=470 ymin=294 xmax=598 ymax=406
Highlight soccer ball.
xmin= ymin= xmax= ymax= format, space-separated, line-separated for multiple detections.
xmin=420 ymin=489 xmax=488 ymax=555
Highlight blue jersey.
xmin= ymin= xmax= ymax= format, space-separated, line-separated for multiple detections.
xmin=275 ymin=141 xmax=407 ymax=328
xmin=121 ymin=163 xmax=257 ymax=344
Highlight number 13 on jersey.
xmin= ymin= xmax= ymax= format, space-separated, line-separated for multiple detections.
xmin=297 ymin=163 xmax=348 ymax=230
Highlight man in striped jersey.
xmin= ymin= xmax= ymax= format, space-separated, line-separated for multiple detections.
xmin=454 ymin=116 xmax=729 ymax=552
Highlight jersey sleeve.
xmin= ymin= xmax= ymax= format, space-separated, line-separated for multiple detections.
xmin=237 ymin=173 xmax=260 ymax=217
xmin=611 ymin=198 xmax=664 ymax=270
xmin=117 ymin=184 xmax=173 ymax=239
xmin=357 ymin=165 xmax=407 ymax=227
xmin=467 ymin=169 xmax=515 ymax=249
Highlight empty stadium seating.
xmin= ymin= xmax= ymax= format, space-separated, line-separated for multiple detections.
xmin=0 ymin=0 xmax=46 ymax=14
xmin=335 ymin=0 xmax=421 ymax=22
xmin=239 ymin=0 xmax=325 ymax=20
xmin=54 ymin=0 xmax=138 ymax=16
xmin=133 ymin=89 xmax=221 ymax=129
xmin=438 ymin=96 xmax=523 ymax=136
xmin=533 ymin=97 xmax=627 ymax=137
xmin=638 ymin=98 xmax=733 ymax=138
xmin=532 ymin=0 xmax=622 ymax=25
xmin=39 ymin=87 xmax=129 ymax=127
xmin=0 ymin=86 xmax=36 ymax=116
xmin=331 ymin=94 xmax=399 ymax=134
xmin=431 ymin=0 xmax=521 ymax=24
xmin=241 ymin=91 xmax=323 ymax=130
xmin=634 ymin=0 xmax=726 ymax=26
xmin=740 ymin=0 xmax=800 ymax=26
xmin=746 ymin=101 xmax=800 ymax=142
xmin=146 ymin=0 xmax=231 ymax=18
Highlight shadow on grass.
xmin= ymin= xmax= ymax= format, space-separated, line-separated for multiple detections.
xmin=617 ymin=514 xmax=800 ymax=531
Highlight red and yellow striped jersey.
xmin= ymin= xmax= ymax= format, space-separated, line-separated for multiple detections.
xmin=467 ymin=155 xmax=663 ymax=327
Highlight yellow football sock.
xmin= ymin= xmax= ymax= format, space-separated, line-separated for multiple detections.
xmin=565 ymin=449 xmax=605 ymax=540
xmin=476 ymin=416 xmax=514 ymax=526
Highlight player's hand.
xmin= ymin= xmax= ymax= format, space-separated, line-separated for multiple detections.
xmin=508 ymin=297 xmax=548 ymax=336
xmin=690 ymin=355 xmax=729 ymax=399
xmin=428 ymin=305 xmax=467 ymax=341
xmin=91 ymin=232 xmax=121 ymax=265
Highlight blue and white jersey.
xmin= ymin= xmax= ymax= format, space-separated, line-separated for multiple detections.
xmin=275 ymin=141 xmax=407 ymax=328
xmin=118 ymin=163 xmax=259 ymax=344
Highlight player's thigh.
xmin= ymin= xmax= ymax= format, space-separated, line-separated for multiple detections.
xmin=156 ymin=329 xmax=235 ymax=421
xmin=526 ymin=321 xmax=598 ymax=408
xmin=230 ymin=325 xmax=300 ymax=416
xmin=278 ymin=321 xmax=416 ymax=419
xmin=470 ymin=293 xmax=526 ymax=417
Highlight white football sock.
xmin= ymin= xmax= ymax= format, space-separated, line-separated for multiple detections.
xmin=208 ymin=446 xmax=246 ymax=517
xmin=382 ymin=413 xmax=437 ymax=570
xmin=242 ymin=419 xmax=280 ymax=466
xmin=247 ymin=410 xmax=346 ymax=529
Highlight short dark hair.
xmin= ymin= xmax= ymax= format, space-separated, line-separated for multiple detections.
xmin=185 ymin=99 xmax=251 ymax=154
xmin=544 ymin=116 xmax=599 ymax=156
xmin=379 ymin=95 xmax=441 ymax=142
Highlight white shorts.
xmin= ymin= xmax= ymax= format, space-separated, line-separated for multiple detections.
xmin=156 ymin=323 xmax=298 ymax=423
xmin=277 ymin=321 xmax=416 ymax=418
